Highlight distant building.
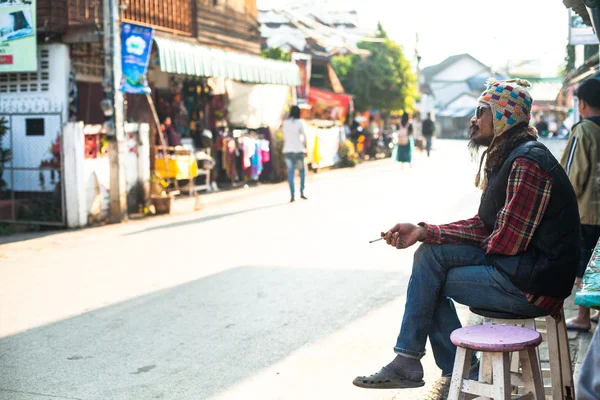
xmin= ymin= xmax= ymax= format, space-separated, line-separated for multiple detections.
xmin=259 ymin=8 xmax=374 ymax=56
xmin=259 ymin=8 xmax=376 ymax=93
xmin=420 ymin=54 xmax=504 ymax=138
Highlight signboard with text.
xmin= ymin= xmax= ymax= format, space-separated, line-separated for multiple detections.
xmin=120 ymin=23 xmax=154 ymax=94
xmin=0 ymin=0 xmax=37 ymax=72
xmin=569 ymin=9 xmax=599 ymax=45
xmin=307 ymin=87 xmax=352 ymax=123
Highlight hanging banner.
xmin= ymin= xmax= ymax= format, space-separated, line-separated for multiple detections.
xmin=0 ymin=0 xmax=37 ymax=72
xmin=120 ymin=23 xmax=154 ymax=94
xmin=307 ymin=87 xmax=352 ymax=123
xmin=291 ymin=52 xmax=311 ymax=104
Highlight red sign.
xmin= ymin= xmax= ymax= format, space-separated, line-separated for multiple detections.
xmin=0 ymin=55 xmax=14 ymax=65
xmin=307 ymin=87 xmax=352 ymax=122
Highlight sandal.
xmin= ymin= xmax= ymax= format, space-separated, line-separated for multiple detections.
xmin=565 ymin=321 xmax=591 ymax=332
xmin=421 ymin=377 xmax=450 ymax=400
xmin=353 ymin=366 xmax=425 ymax=389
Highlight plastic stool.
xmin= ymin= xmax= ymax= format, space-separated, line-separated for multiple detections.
xmin=448 ymin=325 xmax=544 ymax=400
xmin=470 ymin=307 xmax=575 ymax=400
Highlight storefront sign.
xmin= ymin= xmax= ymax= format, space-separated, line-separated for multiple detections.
xmin=307 ymin=87 xmax=352 ymax=123
xmin=292 ymin=52 xmax=311 ymax=104
xmin=568 ymin=9 xmax=599 ymax=45
xmin=120 ymin=23 xmax=154 ymax=94
xmin=0 ymin=0 xmax=37 ymax=72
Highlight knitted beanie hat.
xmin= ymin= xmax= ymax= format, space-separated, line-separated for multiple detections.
xmin=477 ymin=78 xmax=534 ymax=136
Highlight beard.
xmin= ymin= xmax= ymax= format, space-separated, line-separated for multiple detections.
xmin=468 ymin=138 xmax=484 ymax=162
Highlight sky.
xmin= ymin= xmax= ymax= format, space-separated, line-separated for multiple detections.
xmin=258 ymin=0 xmax=572 ymax=77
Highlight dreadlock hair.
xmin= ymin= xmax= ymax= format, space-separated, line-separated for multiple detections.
xmin=474 ymin=122 xmax=538 ymax=190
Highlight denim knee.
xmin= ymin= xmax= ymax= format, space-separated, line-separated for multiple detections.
xmin=414 ymin=242 xmax=436 ymax=263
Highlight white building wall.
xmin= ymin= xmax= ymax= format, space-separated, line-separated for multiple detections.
xmin=0 ymin=44 xmax=71 ymax=193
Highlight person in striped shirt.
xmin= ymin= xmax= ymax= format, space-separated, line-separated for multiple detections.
xmin=353 ymin=79 xmax=580 ymax=391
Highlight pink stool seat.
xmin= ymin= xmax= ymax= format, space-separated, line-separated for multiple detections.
xmin=451 ymin=324 xmax=542 ymax=352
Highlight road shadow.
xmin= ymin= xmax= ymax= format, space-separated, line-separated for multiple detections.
xmin=124 ymin=202 xmax=288 ymax=236
xmin=0 ymin=230 xmax=65 ymax=246
xmin=0 ymin=266 xmax=407 ymax=400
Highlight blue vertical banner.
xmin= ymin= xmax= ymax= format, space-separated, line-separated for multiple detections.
xmin=120 ymin=23 xmax=154 ymax=94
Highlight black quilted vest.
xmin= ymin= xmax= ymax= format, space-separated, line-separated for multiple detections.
xmin=479 ymin=140 xmax=580 ymax=298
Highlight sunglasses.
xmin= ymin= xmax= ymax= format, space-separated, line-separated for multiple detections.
xmin=475 ymin=105 xmax=489 ymax=119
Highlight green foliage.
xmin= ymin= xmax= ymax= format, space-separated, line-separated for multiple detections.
xmin=332 ymin=22 xmax=418 ymax=114
xmin=261 ymin=48 xmax=292 ymax=62
xmin=338 ymin=139 xmax=358 ymax=168
xmin=562 ymin=44 xmax=600 ymax=77
xmin=562 ymin=44 xmax=576 ymax=77
xmin=0 ymin=117 xmax=11 ymax=192
xmin=271 ymin=131 xmax=287 ymax=182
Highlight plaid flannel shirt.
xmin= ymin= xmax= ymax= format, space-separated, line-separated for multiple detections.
xmin=420 ymin=157 xmax=563 ymax=318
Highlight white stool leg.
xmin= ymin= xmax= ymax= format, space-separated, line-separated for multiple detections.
xmin=448 ymin=347 xmax=472 ymax=400
xmin=478 ymin=352 xmax=494 ymax=400
xmin=491 ymin=352 xmax=511 ymax=400
xmin=519 ymin=348 xmax=544 ymax=400
xmin=545 ymin=315 xmax=565 ymax=400
xmin=556 ymin=310 xmax=576 ymax=399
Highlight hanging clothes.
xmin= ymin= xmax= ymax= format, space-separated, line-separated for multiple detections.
xmin=225 ymin=138 xmax=238 ymax=181
xmin=250 ymin=141 xmax=263 ymax=180
xmin=260 ymin=140 xmax=271 ymax=164
xmin=241 ymin=136 xmax=256 ymax=170
xmin=313 ymin=135 xmax=322 ymax=164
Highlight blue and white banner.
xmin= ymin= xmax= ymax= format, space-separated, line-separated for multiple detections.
xmin=120 ymin=23 xmax=154 ymax=94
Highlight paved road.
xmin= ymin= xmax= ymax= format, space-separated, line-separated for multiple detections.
xmin=0 ymin=139 xmax=567 ymax=400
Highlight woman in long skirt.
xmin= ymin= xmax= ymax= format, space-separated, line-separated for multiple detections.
xmin=395 ymin=112 xmax=414 ymax=167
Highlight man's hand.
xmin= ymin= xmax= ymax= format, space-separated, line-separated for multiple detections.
xmin=382 ymin=223 xmax=427 ymax=249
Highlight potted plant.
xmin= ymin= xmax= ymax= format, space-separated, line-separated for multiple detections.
xmin=150 ymin=174 xmax=174 ymax=214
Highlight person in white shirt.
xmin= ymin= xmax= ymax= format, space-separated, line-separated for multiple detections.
xmin=282 ymin=106 xmax=308 ymax=202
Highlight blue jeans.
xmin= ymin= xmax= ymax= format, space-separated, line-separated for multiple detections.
xmin=425 ymin=137 xmax=432 ymax=157
xmin=395 ymin=243 xmax=547 ymax=376
xmin=284 ymin=152 xmax=305 ymax=198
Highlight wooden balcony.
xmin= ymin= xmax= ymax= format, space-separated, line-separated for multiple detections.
xmin=122 ymin=0 xmax=194 ymax=36
xmin=67 ymin=0 xmax=194 ymax=36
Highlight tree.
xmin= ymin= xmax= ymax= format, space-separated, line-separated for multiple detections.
xmin=562 ymin=43 xmax=600 ymax=77
xmin=332 ymin=23 xmax=417 ymax=114
xmin=261 ymin=47 xmax=292 ymax=62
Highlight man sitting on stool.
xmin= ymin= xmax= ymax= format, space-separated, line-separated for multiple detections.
xmin=353 ymin=79 xmax=580 ymax=392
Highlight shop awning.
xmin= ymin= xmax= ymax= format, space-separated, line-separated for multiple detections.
xmin=153 ymin=36 xmax=301 ymax=86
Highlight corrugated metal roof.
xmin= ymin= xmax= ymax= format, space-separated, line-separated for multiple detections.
xmin=529 ymin=82 xmax=563 ymax=102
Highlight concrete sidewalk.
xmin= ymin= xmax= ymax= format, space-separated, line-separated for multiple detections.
xmin=417 ymin=290 xmax=595 ymax=400
xmin=564 ymin=291 xmax=595 ymax=388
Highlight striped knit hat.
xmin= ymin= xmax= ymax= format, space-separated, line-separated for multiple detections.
xmin=474 ymin=78 xmax=536 ymax=189
xmin=477 ymin=78 xmax=534 ymax=137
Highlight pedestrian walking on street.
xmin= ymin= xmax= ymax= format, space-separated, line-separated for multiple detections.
xmin=560 ymin=78 xmax=600 ymax=332
xmin=282 ymin=106 xmax=308 ymax=202
xmin=421 ymin=112 xmax=436 ymax=157
xmin=353 ymin=79 xmax=580 ymax=392
xmin=395 ymin=112 xmax=413 ymax=167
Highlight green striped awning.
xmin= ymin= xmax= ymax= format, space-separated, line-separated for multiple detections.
xmin=153 ymin=36 xmax=301 ymax=86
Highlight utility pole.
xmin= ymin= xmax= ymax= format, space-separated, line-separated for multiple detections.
xmin=103 ymin=0 xmax=127 ymax=223
xmin=414 ymin=33 xmax=424 ymax=114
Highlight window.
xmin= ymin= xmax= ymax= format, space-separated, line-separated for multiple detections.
xmin=26 ymin=118 xmax=45 ymax=136
xmin=0 ymin=48 xmax=50 ymax=93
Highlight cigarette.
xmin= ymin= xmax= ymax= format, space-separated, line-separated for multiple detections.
xmin=369 ymin=237 xmax=384 ymax=243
